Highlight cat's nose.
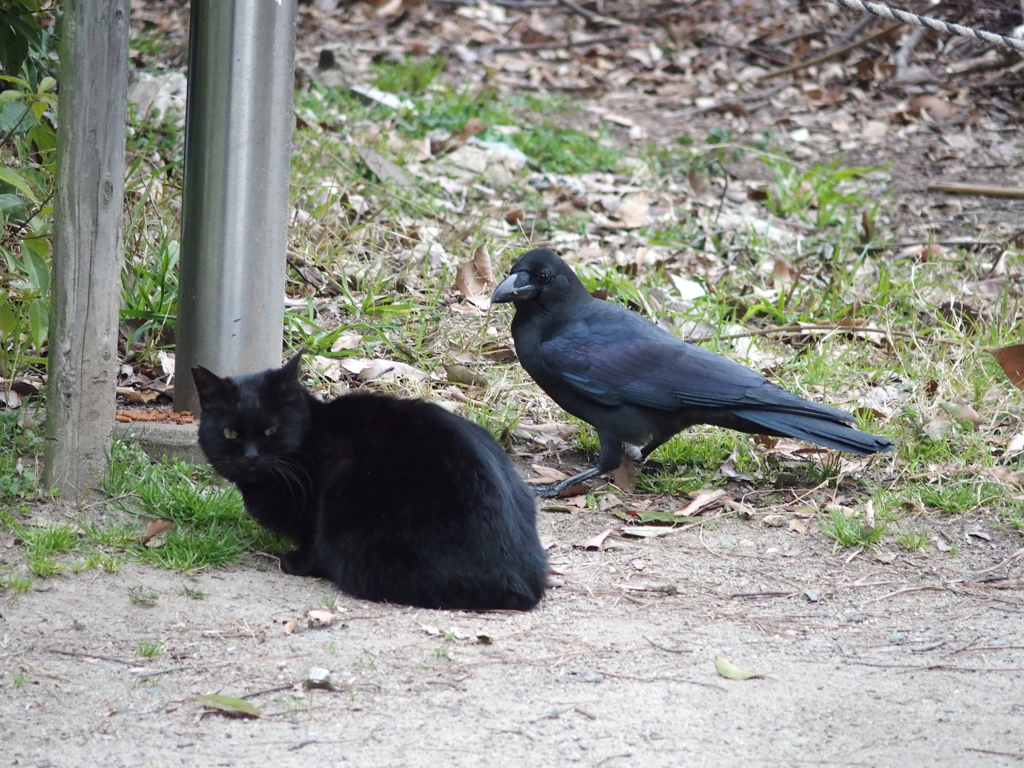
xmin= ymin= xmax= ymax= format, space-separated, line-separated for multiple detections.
xmin=243 ymin=442 xmax=259 ymax=460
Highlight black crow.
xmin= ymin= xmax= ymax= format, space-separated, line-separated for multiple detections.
xmin=492 ymin=248 xmax=893 ymax=497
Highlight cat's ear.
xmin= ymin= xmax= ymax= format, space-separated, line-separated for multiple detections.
xmin=191 ymin=365 xmax=234 ymax=405
xmin=281 ymin=352 xmax=304 ymax=379
xmin=269 ymin=352 xmax=305 ymax=397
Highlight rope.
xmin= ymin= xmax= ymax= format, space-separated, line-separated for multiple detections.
xmin=827 ymin=0 xmax=1024 ymax=53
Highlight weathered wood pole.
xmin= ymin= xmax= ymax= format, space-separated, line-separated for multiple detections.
xmin=42 ymin=0 xmax=130 ymax=499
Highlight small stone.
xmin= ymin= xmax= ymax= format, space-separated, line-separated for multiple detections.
xmin=762 ymin=514 xmax=787 ymax=527
xmin=583 ymin=674 xmax=604 ymax=683
xmin=803 ymin=589 xmax=822 ymax=603
xmin=774 ymin=472 xmax=799 ymax=489
xmin=304 ymin=667 xmax=336 ymax=691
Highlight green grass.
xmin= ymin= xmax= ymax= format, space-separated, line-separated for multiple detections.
xmin=136 ymin=641 xmax=163 ymax=659
xmin=895 ymin=531 xmax=930 ymax=551
xmin=103 ymin=441 xmax=290 ymax=572
xmin=819 ymin=507 xmax=886 ymax=550
xmin=371 ymin=54 xmax=448 ymax=95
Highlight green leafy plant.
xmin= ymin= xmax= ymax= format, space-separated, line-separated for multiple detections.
xmin=371 ymin=54 xmax=447 ymax=95
xmin=0 ymin=70 xmax=58 ymax=375
xmin=761 ymin=155 xmax=879 ymax=229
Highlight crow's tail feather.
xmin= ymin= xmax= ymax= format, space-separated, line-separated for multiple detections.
xmin=732 ymin=409 xmax=894 ymax=455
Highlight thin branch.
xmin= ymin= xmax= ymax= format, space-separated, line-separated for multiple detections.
xmin=493 ymin=32 xmax=631 ymax=54
xmin=693 ymin=323 xmax=961 ymax=348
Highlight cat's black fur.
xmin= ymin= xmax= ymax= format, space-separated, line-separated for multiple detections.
xmin=191 ymin=354 xmax=547 ymax=611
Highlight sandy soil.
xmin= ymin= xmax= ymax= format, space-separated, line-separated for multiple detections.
xmin=3 ymin=502 xmax=1023 ymax=767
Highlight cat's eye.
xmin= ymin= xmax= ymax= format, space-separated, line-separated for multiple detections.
xmin=264 ymin=426 xmax=278 ymax=436
xmin=223 ymin=427 xmax=238 ymax=439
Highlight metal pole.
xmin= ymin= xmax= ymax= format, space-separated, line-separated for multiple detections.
xmin=173 ymin=0 xmax=297 ymax=414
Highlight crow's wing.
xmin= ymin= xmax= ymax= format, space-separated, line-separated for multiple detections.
xmin=539 ymin=302 xmax=854 ymax=423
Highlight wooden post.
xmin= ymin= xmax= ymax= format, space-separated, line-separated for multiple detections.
xmin=42 ymin=0 xmax=130 ymax=500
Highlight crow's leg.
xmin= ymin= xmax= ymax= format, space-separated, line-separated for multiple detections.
xmin=534 ymin=434 xmax=624 ymax=498
xmin=640 ymin=434 xmax=676 ymax=461
xmin=534 ymin=466 xmax=604 ymax=498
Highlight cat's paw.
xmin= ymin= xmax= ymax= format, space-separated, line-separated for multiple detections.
xmin=280 ymin=549 xmax=316 ymax=577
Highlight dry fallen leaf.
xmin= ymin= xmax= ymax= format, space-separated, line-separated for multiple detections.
xmin=583 ymin=529 xmax=614 ymax=550
xmin=909 ymin=94 xmax=958 ymax=121
xmin=715 ymin=655 xmax=763 ymax=680
xmin=938 ymin=400 xmax=981 ymax=429
xmin=528 ymin=465 xmax=568 ymax=483
xmin=138 ymin=518 xmax=172 ymax=545
xmin=357 ymin=146 xmax=413 ymax=189
xmin=307 ymin=610 xmax=337 ymax=626
xmin=116 ymin=386 xmax=160 ymax=404
xmin=444 ymin=363 xmax=489 ymax=388
xmin=987 ymin=345 xmax=1024 ymax=392
xmin=341 ymin=358 xmax=429 ymax=383
xmin=615 ymin=191 xmax=650 ymax=228
xmin=455 ymin=245 xmax=495 ymax=309
xmin=674 ymin=488 xmax=728 ymax=517
xmin=923 ymin=419 xmax=953 ymax=440
xmin=330 ymin=332 xmax=363 ymax=352
xmin=196 ymin=694 xmax=260 ymax=718
xmin=282 ymin=619 xmax=297 ymax=634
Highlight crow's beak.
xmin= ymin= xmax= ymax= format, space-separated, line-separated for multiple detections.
xmin=492 ymin=271 xmax=540 ymax=303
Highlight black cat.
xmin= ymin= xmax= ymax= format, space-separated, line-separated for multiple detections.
xmin=191 ymin=354 xmax=547 ymax=611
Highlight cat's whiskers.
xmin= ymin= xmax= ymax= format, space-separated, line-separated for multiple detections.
xmin=265 ymin=454 xmax=312 ymax=508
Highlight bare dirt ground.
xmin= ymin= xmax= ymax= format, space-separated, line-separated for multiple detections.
xmin=3 ymin=504 xmax=1024 ymax=767
xmin=5 ymin=0 xmax=1024 ymax=765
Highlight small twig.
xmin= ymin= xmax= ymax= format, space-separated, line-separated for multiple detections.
xmin=857 ymin=584 xmax=952 ymax=606
xmin=243 ymin=684 xmax=295 ymax=699
xmin=756 ymin=20 xmax=905 ymax=81
xmin=964 ymin=748 xmax=1024 ymax=760
xmin=846 ymin=660 xmax=1024 ymax=672
xmin=928 ymin=182 xmax=1024 ymax=199
xmin=944 ymin=634 xmax=983 ymax=656
xmin=137 ymin=666 xmax=194 ymax=679
xmin=493 ymin=32 xmax=630 ymax=54
xmin=910 ymin=639 xmax=948 ymax=652
xmin=697 ymin=322 xmax=961 ymax=348
xmin=595 ymin=754 xmax=635 ymax=767
xmin=48 ymin=648 xmax=138 ymax=666
xmin=643 ymin=635 xmax=693 ymax=654
xmin=597 ymin=669 xmax=726 ymax=691
xmin=555 ymin=0 xmax=619 ymax=26
xmin=972 ymin=547 xmax=1024 ymax=577
xmin=729 ymin=590 xmax=798 ymax=599
xmin=431 ymin=0 xmax=555 ymax=6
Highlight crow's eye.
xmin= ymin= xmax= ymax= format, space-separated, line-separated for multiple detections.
xmin=264 ymin=426 xmax=278 ymax=436
xmin=538 ymin=271 xmax=553 ymax=284
xmin=223 ymin=427 xmax=238 ymax=439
